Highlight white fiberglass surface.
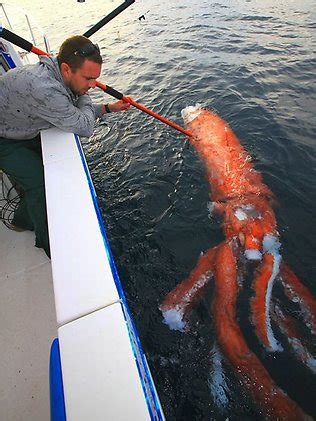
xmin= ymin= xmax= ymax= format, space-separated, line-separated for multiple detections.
xmin=0 ymin=218 xmax=55 ymax=421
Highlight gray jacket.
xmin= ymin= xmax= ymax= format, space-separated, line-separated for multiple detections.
xmin=0 ymin=56 xmax=103 ymax=139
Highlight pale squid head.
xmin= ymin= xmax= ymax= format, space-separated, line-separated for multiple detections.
xmin=181 ymin=104 xmax=203 ymax=125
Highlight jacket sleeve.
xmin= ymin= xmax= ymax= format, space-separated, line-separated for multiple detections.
xmin=93 ymin=103 xmax=104 ymax=119
xmin=29 ymin=84 xmax=96 ymax=137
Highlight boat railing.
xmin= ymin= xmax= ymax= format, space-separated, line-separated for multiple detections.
xmin=0 ymin=2 xmax=50 ymax=54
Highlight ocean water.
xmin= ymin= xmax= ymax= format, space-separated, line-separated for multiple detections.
xmin=3 ymin=0 xmax=315 ymax=418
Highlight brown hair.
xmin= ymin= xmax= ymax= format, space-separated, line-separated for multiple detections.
xmin=57 ymin=35 xmax=102 ymax=70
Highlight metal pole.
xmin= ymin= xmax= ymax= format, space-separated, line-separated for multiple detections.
xmin=1 ymin=4 xmax=13 ymax=30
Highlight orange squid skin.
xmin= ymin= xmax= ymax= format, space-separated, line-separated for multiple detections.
xmin=213 ymin=241 xmax=308 ymax=420
xmin=186 ymin=110 xmax=274 ymax=203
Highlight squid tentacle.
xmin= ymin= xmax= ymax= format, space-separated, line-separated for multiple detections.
xmin=251 ymin=251 xmax=283 ymax=352
xmin=271 ymin=302 xmax=316 ymax=375
xmin=213 ymin=241 xmax=309 ymax=420
xmin=160 ymin=245 xmax=219 ymax=331
xmin=280 ymin=264 xmax=316 ymax=335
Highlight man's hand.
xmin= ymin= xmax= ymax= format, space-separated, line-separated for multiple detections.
xmin=104 ymin=99 xmax=132 ymax=113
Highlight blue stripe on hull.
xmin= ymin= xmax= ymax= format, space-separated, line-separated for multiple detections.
xmin=50 ymin=338 xmax=66 ymax=421
xmin=74 ymin=134 xmax=164 ymax=420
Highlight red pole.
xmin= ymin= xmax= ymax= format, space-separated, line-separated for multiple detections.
xmin=125 ymin=97 xmax=192 ymax=137
xmin=31 ymin=46 xmax=49 ymax=56
xmin=96 ymin=81 xmax=192 ymax=137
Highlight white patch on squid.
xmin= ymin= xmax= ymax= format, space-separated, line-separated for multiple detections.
xmin=243 ymin=204 xmax=257 ymax=212
xmin=181 ymin=104 xmax=203 ymax=124
xmin=263 ymin=233 xmax=281 ymax=253
xmin=235 ymin=204 xmax=261 ymax=221
xmin=160 ymin=272 xmax=212 ymax=332
xmin=245 ymin=249 xmax=262 ymax=261
xmin=263 ymin=235 xmax=283 ymax=352
xmin=234 ymin=208 xmax=248 ymax=221
xmin=208 ymin=344 xmax=229 ymax=409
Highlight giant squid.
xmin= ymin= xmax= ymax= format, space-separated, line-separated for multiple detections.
xmin=160 ymin=106 xmax=315 ymax=419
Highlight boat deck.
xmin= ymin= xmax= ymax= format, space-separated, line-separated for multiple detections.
xmin=0 ymin=221 xmax=56 ymax=420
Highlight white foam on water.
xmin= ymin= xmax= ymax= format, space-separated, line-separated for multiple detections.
xmin=208 ymin=344 xmax=229 ymax=409
xmin=161 ymin=308 xmax=186 ymax=332
xmin=207 ymin=201 xmax=215 ymax=218
xmin=181 ymin=104 xmax=203 ymax=124
xmin=289 ymin=338 xmax=316 ymax=375
xmin=281 ymin=279 xmax=316 ymax=335
xmin=237 ymin=273 xmax=244 ymax=288
xmin=275 ymin=305 xmax=316 ymax=372
xmin=306 ymin=355 xmax=316 ymax=374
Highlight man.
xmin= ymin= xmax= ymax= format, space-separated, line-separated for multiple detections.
xmin=0 ymin=35 xmax=130 ymax=258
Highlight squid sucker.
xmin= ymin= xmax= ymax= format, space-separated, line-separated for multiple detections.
xmin=160 ymin=106 xmax=315 ymax=419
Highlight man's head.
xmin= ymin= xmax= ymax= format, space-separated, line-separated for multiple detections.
xmin=57 ymin=35 xmax=102 ymax=95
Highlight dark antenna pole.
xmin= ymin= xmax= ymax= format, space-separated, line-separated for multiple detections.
xmin=83 ymin=0 xmax=135 ymax=38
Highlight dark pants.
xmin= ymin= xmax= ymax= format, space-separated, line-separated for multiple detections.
xmin=0 ymin=134 xmax=50 ymax=258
